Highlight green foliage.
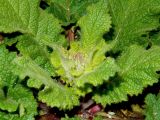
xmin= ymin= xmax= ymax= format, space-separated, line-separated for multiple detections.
xmin=74 ymin=58 xmax=118 ymax=87
xmin=77 ymin=0 xmax=111 ymax=49
xmin=0 ymin=0 xmax=160 ymax=119
xmin=0 ymin=83 xmax=37 ymax=119
xmin=144 ymin=94 xmax=160 ymax=120
xmin=46 ymin=0 xmax=99 ymax=25
xmin=50 ymin=0 xmax=112 ymax=87
xmin=0 ymin=0 xmax=39 ymax=33
xmin=0 ymin=46 xmax=37 ymax=119
xmin=150 ymin=31 xmax=160 ymax=46
xmin=108 ymin=0 xmax=160 ymax=51
xmin=0 ymin=45 xmax=17 ymax=88
xmin=0 ymin=0 xmax=65 ymax=46
xmin=93 ymin=45 xmax=160 ymax=105
xmin=14 ymin=56 xmax=79 ymax=109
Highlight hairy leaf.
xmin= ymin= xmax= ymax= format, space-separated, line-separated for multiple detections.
xmin=0 ymin=85 xmax=37 ymax=119
xmin=108 ymin=0 xmax=160 ymax=51
xmin=78 ymin=0 xmax=111 ymax=50
xmin=39 ymin=86 xmax=79 ymax=110
xmin=75 ymin=58 xmax=118 ymax=87
xmin=0 ymin=45 xmax=17 ymax=88
xmin=144 ymin=94 xmax=160 ymax=120
xmin=14 ymin=56 xmax=79 ymax=109
xmin=0 ymin=112 xmax=36 ymax=120
xmin=16 ymin=35 xmax=55 ymax=75
xmin=94 ymin=45 xmax=160 ymax=105
xmin=0 ymin=0 xmax=39 ymax=33
xmin=15 ymin=35 xmax=56 ymax=88
xmin=50 ymin=0 xmax=112 ymax=87
xmin=0 ymin=90 xmax=18 ymax=112
xmin=0 ymin=0 xmax=65 ymax=46
xmin=36 ymin=10 xmax=65 ymax=45
xmin=46 ymin=0 xmax=98 ymax=24
xmin=1 ymin=0 xmax=160 ymax=116
xmin=150 ymin=32 xmax=160 ymax=46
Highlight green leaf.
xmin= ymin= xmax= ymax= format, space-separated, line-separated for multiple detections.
xmin=108 ymin=0 xmax=160 ymax=51
xmin=0 ymin=0 xmax=75 ymax=110
xmin=0 ymin=111 xmax=36 ymax=120
xmin=0 ymin=85 xmax=37 ymax=119
xmin=15 ymin=35 xmax=56 ymax=88
xmin=78 ymin=0 xmax=111 ymax=49
xmin=27 ymin=78 xmax=43 ymax=89
xmin=93 ymin=45 xmax=160 ymax=106
xmin=8 ymin=85 xmax=37 ymax=116
xmin=39 ymin=86 xmax=79 ymax=110
xmin=150 ymin=32 xmax=160 ymax=46
xmin=0 ymin=45 xmax=37 ymax=117
xmin=0 ymin=92 xmax=18 ymax=112
xmin=46 ymin=0 xmax=98 ymax=24
xmin=75 ymin=58 xmax=118 ymax=87
xmin=16 ymin=35 xmax=48 ymax=59
xmin=14 ymin=57 xmax=54 ymax=87
xmin=0 ymin=0 xmax=40 ymax=33
xmin=50 ymin=0 xmax=113 ymax=94
xmin=14 ymin=56 xmax=79 ymax=109
xmin=0 ymin=45 xmax=17 ymax=88
xmin=16 ymin=35 xmax=55 ymax=75
xmin=36 ymin=10 xmax=65 ymax=45
xmin=0 ymin=0 xmax=65 ymax=46
xmin=144 ymin=94 xmax=160 ymax=120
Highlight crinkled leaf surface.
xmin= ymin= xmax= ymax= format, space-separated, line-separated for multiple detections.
xmin=46 ymin=0 xmax=98 ymax=24
xmin=36 ymin=10 xmax=65 ymax=45
xmin=0 ymin=112 xmax=36 ymax=120
xmin=1 ymin=0 xmax=160 ymax=116
xmin=144 ymin=93 xmax=160 ymax=120
xmin=51 ymin=0 xmax=112 ymax=86
xmin=0 ymin=85 xmax=37 ymax=119
xmin=144 ymin=94 xmax=160 ymax=120
xmin=78 ymin=0 xmax=111 ymax=50
xmin=38 ymin=86 xmax=79 ymax=110
xmin=14 ymin=56 xmax=79 ymax=109
xmin=150 ymin=32 xmax=160 ymax=46
xmin=94 ymin=45 xmax=160 ymax=106
xmin=0 ymin=0 xmax=65 ymax=46
xmin=0 ymin=45 xmax=37 ymax=118
xmin=15 ymin=35 xmax=55 ymax=88
xmin=75 ymin=58 xmax=118 ymax=87
xmin=7 ymin=85 xmax=37 ymax=117
xmin=0 ymin=45 xmax=17 ymax=88
xmin=108 ymin=0 xmax=160 ymax=51
xmin=0 ymin=0 xmax=39 ymax=33
xmin=0 ymin=89 xmax=18 ymax=112
xmin=0 ymin=0 xmax=78 ymax=110
xmin=16 ymin=35 xmax=55 ymax=75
